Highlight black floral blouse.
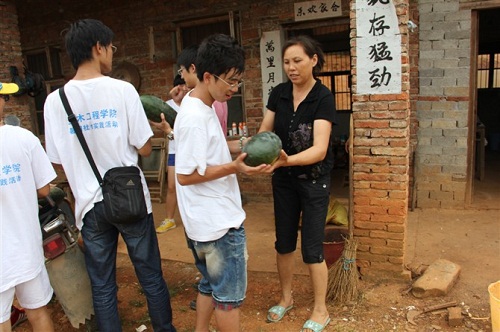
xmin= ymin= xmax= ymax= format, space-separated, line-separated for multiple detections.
xmin=266 ymin=79 xmax=336 ymax=179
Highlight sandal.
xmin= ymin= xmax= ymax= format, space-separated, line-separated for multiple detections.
xmin=266 ymin=304 xmax=293 ymax=322
xmin=10 ymin=306 xmax=28 ymax=329
xmin=300 ymin=317 xmax=331 ymax=332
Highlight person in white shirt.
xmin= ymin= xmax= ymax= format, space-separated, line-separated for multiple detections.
xmin=152 ymin=34 xmax=271 ymax=332
xmin=0 ymin=82 xmax=56 ymax=332
xmin=43 ymin=19 xmax=176 ymax=332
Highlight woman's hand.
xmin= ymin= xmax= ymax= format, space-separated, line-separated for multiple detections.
xmin=149 ymin=113 xmax=172 ymax=135
xmin=264 ymin=149 xmax=288 ymax=173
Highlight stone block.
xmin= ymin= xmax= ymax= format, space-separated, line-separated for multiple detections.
xmin=419 ymin=12 xmax=445 ymax=23
xmin=443 ymin=69 xmax=469 ymax=83
xmin=433 ymin=59 xmax=459 ymax=68
xmin=447 ymin=306 xmax=462 ymax=327
xmin=418 ymin=3 xmax=433 ymax=14
xmin=445 ymin=30 xmax=470 ymax=40
xmin=420 ymin=86 xmax=444 ymax=96
xmin=442 ymin=164 xmax=467 ymax=174
xmin=433 ymin=2 xmax=459 ymax=12
xmin=420 ymin=49 xmax=445 ymax=60
xmin=418 ymin=120 xmax=432 ymax=129
xmin=417 ymin=109 xmax=442 ymax=119
xmin=420 ymin=68 xmax=445 ymax=78
xmin=443 ymin=87 xmax=469 ymax=96
xmin=446 ymin=10 xmax=470 ymax=22
xmin=419 ymin=145 xmax=443 ymax=155
xmin=418 ymin=127 xmax=443 ymax=137
xmin=422 ymin=29 xmax=446 ymax=41
xmin=433 ymin=38 xmax=459 ymax=50
xmin=431 ymin=136 xmax=457 ymax=146
xmin=411 ymin=259 xmax=461 ymax=298
xmin=445 ymin=48 xmax=470 ymax=59
xmin=417 ymin=198 xmax=441 ymax=208
xmin=432 ymin=119 xmax=457 ymax=130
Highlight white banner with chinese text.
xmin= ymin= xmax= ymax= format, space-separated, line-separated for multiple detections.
xmin=356 ymin=0 xmax=401 ymax=94
xmin=260 ymin=30 xmax=284 ymax=114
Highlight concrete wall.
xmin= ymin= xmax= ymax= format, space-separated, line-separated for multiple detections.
xmin=415 ymin=0 xmax=471 ymax=209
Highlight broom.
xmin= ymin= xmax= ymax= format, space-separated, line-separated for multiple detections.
xmin=326 ymin=116 xmax=359 ymax=304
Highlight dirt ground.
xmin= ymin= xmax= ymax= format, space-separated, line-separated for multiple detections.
xmin=13 ymin=203 xmax=498 ymax=332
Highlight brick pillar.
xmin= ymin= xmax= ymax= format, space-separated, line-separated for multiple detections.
xmin=350 ymin=0 xmax=411 ymax=280
xmin=0 ymin=2 xmax=32 ymax=130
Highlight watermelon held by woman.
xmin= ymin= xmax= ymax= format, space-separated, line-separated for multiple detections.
xmin=242 ymin=131 xmax=282 ymax=167
xmin=140 ymin=94 xmax=177 ymax=127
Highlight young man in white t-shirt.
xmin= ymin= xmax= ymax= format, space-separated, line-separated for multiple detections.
xmin=43 ymin=19 xmax=175 ymax=332
xmin=0 ymin=82 xmax=56 ymax=332
xmin=175 ymin=34 xmax=271 ymax=332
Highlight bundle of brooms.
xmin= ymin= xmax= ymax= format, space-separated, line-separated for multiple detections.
xmin=326 ymin=117 xmax=359 ymax=304
xmin=326 ymin=234 xmax=359 ymax=303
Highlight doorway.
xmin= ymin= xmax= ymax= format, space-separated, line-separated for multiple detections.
xmin=471 ymin=8 xmax=500 ymax=209
xmin=285 ymin=20 xmax=352 ymax=201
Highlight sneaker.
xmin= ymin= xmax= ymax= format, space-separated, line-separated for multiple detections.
xmin=156 ymin=218 xmax=176 ymax=233
xmin=11 ymin=306 xmax=28 ymax=329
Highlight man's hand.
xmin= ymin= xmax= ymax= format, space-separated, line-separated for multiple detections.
xmin=169 ymin=85 xmax=182 ymax=100
xmin=233 ymin=152 xmax=277 ymax=175
xmin=149 ymin=113 xmax=172 ymax=135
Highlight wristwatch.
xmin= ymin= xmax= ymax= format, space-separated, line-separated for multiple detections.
xmin=167 ymin=131 xmax=174 ymax=140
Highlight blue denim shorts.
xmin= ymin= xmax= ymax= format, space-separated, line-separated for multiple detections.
xmin=186 ymin=226 xmax=247 ymax=310
xmin=167 ymin=154 xmax=175 ymax=167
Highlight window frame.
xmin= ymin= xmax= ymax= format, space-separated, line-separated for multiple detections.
xmin=174 ymin=11 xmax=245 ymax=135
xmin=477 ymin=52 xmax=500 ymax=89
xmin=22 ymin=46 xmax=64 ymax=137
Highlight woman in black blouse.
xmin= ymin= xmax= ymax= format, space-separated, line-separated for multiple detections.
xmin=259 ymin=35 xmax=336 ymax=331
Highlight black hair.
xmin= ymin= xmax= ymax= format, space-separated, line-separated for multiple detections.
xmin=65 ymin=19 xmax=114 ymax=70
xmin=195 ymin=34 xmax=245 ymax=82
xmin=173 ymin=74 xmax=185 ymax=87
xmin=176 ymin=44 xmax=199 ymax=70
xmin=282 ymin=35 xmax=325 ymax=77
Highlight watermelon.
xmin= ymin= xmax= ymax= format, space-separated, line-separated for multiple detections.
xmin=242 ymin=131 xmax=282 ymax=166
xmin=49 ymin=186 xmax=66 ymax=203
xmin=38 ymin=186 xmax=66 ymax=207
xmin=140 ymin=95 xmax=177 ymax=127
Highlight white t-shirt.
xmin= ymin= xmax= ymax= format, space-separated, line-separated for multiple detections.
xmin=165 ymin=99 xmax=179 ymax=155
xmin=44 ymin=77 xmax=153 ymax=229
xmin=0 ymin=125 xmax=56 ymax=292
xmin=175 ymin=92 xmax=245 ymax=242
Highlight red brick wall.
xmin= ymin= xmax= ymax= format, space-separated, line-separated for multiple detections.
xmin=0 ymin=2 xmax=32 ymax=130
xmin=350 ymin=0 xmax=410 ymax=279
xmin=11 ymin=0 xmax=412 ymax=279
xmin=13 ymin=0 xmax=322 ymax=202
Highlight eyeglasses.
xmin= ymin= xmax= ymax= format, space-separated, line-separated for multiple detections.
xmin=213 ymin=74 xmax=243 ymax=89
xmin=111 ymin=45 xmax=117 ymax=54
xmin=177 ymin=68 xmax=183 ymax=75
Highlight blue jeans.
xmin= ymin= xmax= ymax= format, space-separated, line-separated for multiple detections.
xmin=187 ymin=227 xmax=247 ymax=310
xmin=81 ymin=201 xmax=176 ymax=332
